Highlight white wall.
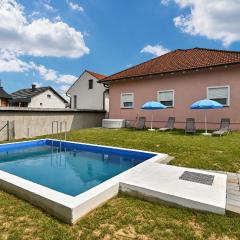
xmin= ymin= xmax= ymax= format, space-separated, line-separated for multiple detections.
xmin=67 ymin=71 xmax=108 ymax=111
xmin=28 ymin=89 xmax=66 ymax=109
xmin=0 ymin=109 xmax=105 ymax=140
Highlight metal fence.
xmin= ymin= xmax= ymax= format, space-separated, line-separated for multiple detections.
xmin=0 ymin=121 xmax=15 ymax=141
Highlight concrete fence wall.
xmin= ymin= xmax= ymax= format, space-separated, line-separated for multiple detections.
xmin=0 ymin=108 xmax=105 ymax=140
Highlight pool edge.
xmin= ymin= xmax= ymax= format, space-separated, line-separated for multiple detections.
xmin=0 ymin=139 xmax=168 ymax=224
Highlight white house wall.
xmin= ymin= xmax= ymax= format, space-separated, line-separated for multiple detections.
xmin=28 ymin=89 xmax=66 ymax=109
xmin=68 ymin=72 xmax=108 ymax=111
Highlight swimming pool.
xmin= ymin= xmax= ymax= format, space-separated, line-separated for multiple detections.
xmin=0 ymin=139 xmax=167 ymax=224
xmin=0 ymin=140 xmax=153 ymax=196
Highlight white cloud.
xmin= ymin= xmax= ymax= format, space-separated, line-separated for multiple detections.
xmin=57 ymin=74 xmax=76 ymax=84
xmin=54 ymin=16 xmax=61 ymax=22
xmin=31 ymin=64 xmax=58 ymax=81
xmin=163 ymin=0 xmax=240 ymax=46
xmin=0 ymin=51 xmax=77 ymax=88
xmin=126 ymin=64 xmax=133 ymax=68
xmin=39 ymin=0 xmax=55 ymax=12
xmin=0 ymin=0 xmax=89 ymax=58
xmin=0 ymin=50 xmax=30 ymax=72
xmin=66 ymin=0 xmax=84 ymax=12
xmin=141 ymin=44 xmax=170 ymax=57
xmin=160 ymin=0 xmax=170 ymax=6
xmin=59 ymin=84 xmax=70 ymax=92
xmin=30 ymin=62 xmax=77 ymax=84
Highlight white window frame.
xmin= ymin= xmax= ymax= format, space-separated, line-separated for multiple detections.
xmin=120 ymin=92 xmax=134 ymax=109
xmin=207 ymin=85 xmax=230 ymax=106
xmin=157 ymin=90 xmax=175 ymax=108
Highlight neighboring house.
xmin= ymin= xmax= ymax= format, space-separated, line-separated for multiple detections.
xmin=67 ymin=70 xmax=109 ymax=111
xmin=11 ymin=84 xmax=68 ymax=108
xmin=0 ymin=86 xmax=12 ymax=107
xmin=100 ymin=48 xmax=240 ymax=130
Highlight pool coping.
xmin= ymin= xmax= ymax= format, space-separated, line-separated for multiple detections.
xmin=0 ymin=139 xmax=168 ymax=224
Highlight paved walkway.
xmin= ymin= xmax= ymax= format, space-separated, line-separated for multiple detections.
xmin=226 ymin=173 xmax=240 ymax=214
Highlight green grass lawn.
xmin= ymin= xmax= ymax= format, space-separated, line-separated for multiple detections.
xmin=65 ymin=128 xmax=240 ymax=172
xmin=1 ymin=128 xmax=240 ymax=240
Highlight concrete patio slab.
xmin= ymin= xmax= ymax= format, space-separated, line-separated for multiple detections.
xmin=226 ymin=173 xmax=240 ymax=214
xmin=120 ymin=163 xmax=227 ymax=214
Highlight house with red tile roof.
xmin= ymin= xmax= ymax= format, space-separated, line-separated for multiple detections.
xmin=100 ymin=48 xmax=240 ymax=130
xmin=67 ymin=70 xmax=109 ymax=111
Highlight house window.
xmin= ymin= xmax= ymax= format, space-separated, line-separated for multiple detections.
xmin=157 ymin=90 xmax=174 ymax=107
xmin=207 ymin=86 xmax=230 ymax=106
xmin=121 ymin=93 xmax=134 ymax=108
xmin=89 ymin=79 xmax=93 ymax=89
xmin=73 ymin=95 xmax=77 ymax=109
xmin=47 ymin=94 xmax=51 ymax=99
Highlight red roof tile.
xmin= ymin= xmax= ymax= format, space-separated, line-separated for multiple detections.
xmin=101 ymin=48 xmax=240 ymax=82
xmin=86 ymin=70 xmax=107 ymax=80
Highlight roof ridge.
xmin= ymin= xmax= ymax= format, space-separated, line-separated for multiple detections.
xmin=193 ymin=47 xmax=240 ymax=54
xmin=85 ymin=70 xmax=107 ymax=78
xmin=12 ymin=86 xmax=50 ymax=93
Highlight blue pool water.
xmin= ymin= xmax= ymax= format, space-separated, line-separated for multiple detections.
xmin=0 ymin=140 xmax=155 ymax=196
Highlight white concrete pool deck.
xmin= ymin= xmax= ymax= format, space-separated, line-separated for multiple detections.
xmin=120 ymin=163 xmax=227 ymax=214
xmin=0 ymin=139 xmax=227 ymax=224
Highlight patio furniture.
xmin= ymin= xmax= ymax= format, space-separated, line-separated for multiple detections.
xmin=135 ymin=117 xmax=146 ymax=130
xmin=185 ymin=118 xmax=196 ymax=134
xmin=212 ymin=118 xmax=231 ymax=136
xmin=159 ymin=117 xmax=175 ymax=131
xmin=190 ymin=99 xmax=223 ymax=136
xmin=141 ymin=101 xmax=166 ymax=131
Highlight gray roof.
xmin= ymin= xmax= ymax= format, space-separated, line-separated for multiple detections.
xmin=0 ymin=87 xmax=12 ymax=99
xmin=11 ymin=87 xmax=68 ymax=103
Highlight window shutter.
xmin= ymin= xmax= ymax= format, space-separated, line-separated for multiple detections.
xmin=122 ymin=93 xmax=133 ymax=102
xmin=159 ymin=91 xmax=173 ymax=101
xmin=121 ymin=93 xmax=134 ymax=108
xmin=208 ymin=87 xmax=228 ymax=99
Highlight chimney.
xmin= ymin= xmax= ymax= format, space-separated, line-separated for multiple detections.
xmin=32 ymin=84 xmax=36 ymax=91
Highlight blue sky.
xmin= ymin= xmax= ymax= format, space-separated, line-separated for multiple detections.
xmin=0 ymin=0 xmax=240 ymax=95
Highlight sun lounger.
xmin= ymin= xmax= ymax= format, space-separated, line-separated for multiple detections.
xmin=135 ymin=117 xmax=146 ymax=130
xmin=185 ymin=118 xmax=196 ymax=134
xmin=126 ymin=117 xmax=146 ymax=130
xmin=159 ymin=117 xmax=175 ymax=131
xmin=212 ymin=118 xmax=231 ymax=136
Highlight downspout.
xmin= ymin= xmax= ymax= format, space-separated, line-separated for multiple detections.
xmin=66 ymin=92 xmax=71 ymax=108
xmin=103 ymin=84 xmax=109 ymax=118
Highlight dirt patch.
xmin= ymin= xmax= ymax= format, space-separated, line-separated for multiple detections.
xmin=100 ymin=223 xmax=116 ymax=231
xmin=208 ymin=234 xmax=237 ymax=240
xmin=115 ymin=225 xmax=137 ymax=239
xmin=188 ymin=218 xmax=203 ymax=238
xmin=114 ymin=225 xmax=152 ymax=239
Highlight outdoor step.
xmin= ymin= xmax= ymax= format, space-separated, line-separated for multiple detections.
xmin=226 ymin=189 xmax=240 ymax=196
xmin=226 ymin=204 xmax=240 ymax=214
xmin=227 ymin=198 xmax=240 ymax=206
xmin=227 ymin=178 xmax=239 ymax=184
xmin=227 ymin=185 xmax=240 ymax=191
xmin=227 ymin=183 xmax=239 ymax=188
xmin=227 ymin=172 xmax=238 ymax=178
xmin=227 ymin=193 xmax=240 ymax=202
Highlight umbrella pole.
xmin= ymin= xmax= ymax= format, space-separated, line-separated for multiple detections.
xmin=205 ymin=111 xmax=207 ymax=134
xmin=151 ymin=110 xmax=153 ymax=130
